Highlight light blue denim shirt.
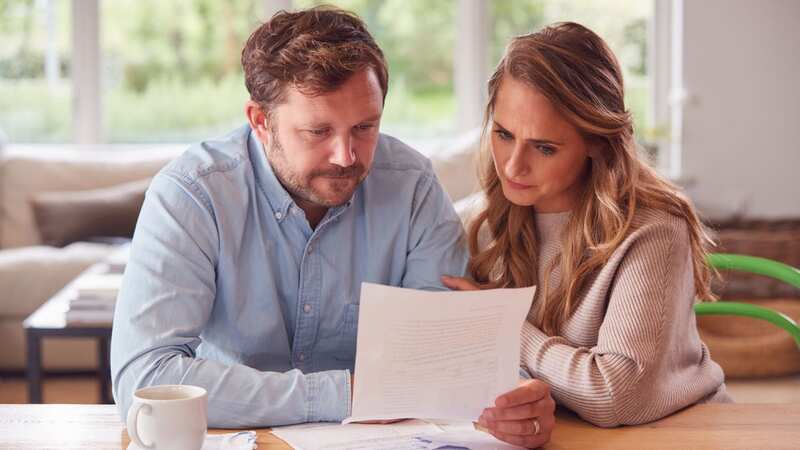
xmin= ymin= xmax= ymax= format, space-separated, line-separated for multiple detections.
xmin=111 ymin=124 xmax=468 ymax=427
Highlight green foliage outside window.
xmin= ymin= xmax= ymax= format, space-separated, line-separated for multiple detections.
xmin=0 ymin=0 xmax=650 ymax=144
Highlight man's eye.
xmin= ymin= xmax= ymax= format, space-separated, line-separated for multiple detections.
xmin=308 ymin=128 xmax=330 ymax=136
xmin=356 ymin=124 xmax=375 ymax=131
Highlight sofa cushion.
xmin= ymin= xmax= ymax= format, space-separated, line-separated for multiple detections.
xmin=0 ymin=242 xmax=116 ymax=318
xmin=31 ymin=178 xmax=150 ymax=247
xmin=429 ymin=127 xmax=482 ymax=203
xmin=0 ymin=147 xmax=180 ymax=248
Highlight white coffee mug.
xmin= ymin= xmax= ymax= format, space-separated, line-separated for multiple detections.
xmin=127 ymin=384 xmax=208 ymax=450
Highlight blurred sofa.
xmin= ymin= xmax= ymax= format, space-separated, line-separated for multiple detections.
xmin=0 ymin=146 xmax=182 ymax=370
xmin=0 ymin=131 xmax=482 ymax=372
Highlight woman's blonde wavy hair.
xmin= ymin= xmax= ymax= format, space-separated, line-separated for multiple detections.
xmin=468 ymin=22 xmax=716 ymax=335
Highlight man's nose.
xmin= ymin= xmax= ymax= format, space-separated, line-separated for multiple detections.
xmin=329 ymin=134 xmax=356 ymax=167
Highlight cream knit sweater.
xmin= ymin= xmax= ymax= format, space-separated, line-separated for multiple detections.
xmin=519 ymin=208 xmax=731 ymax=428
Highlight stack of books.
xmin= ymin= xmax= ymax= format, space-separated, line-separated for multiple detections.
xmin=65 ymin=273 xmax=124 ymax=324
xmin=65 ymin=245 xmax=130 ymax=325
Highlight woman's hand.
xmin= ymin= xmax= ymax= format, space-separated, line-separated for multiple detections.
xmin=477 ymin=379 xmax=556 ymax=448
xmin=349 ymin=373 xmax=405 ymax=424
xmin=441 ymin=275 xmax=481 ymax=291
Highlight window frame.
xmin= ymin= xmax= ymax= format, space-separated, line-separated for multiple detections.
xmin=42 ymin=0 xmax=676 ymax=173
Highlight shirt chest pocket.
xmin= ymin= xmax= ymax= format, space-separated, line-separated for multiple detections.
xmin=333 ymin=303 xmax=359 ymax=361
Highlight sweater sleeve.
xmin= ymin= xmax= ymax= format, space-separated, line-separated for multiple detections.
xmin=519 ymin=218 xmax=725 ymax=427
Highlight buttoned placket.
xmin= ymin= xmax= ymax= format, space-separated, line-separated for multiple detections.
xmin=290 ymin=200 xmax=352 ymax=372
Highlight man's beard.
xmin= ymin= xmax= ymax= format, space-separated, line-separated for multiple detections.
xmin=265 ymin=125 xmax=368 ymax=208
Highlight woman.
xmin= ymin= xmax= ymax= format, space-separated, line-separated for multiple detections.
xmin=443 ymin=21 xmax=731 ymax=444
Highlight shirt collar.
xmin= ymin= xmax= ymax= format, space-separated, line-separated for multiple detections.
xmin=247 ymin=126 xmax=294 ymax=222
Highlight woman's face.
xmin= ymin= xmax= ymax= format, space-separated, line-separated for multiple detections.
xmin=490 ymin=76 xmax=592 ymax=213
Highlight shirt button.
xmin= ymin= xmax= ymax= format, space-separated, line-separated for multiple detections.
xmin=303 ymin=304 xmax=312 ymax=313
xmin=307 ymin=246 xmax=313 ymax=254
xmin=298 ymin=353 xmax=305 ymax=361
xmin=274 ymin=211 xmax=282 ymax=220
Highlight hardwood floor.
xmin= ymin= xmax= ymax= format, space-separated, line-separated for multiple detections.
xmin=0 ymin=375 xmax=100 ymax=404
xmin=1 ymin=373 xmax=799 ymax=404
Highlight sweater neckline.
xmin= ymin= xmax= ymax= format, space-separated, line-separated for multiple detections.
xmin=534 ymin=210 xmax=572 ymax=242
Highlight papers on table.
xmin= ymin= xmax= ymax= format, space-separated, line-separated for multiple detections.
xmin=345 ymin=283 xmax=535 ymax=423
xmin=65 ymin=245 xmax=129 ymax=324
xmin=271 ymin=420 xmax=526 ymax=450
xmin=65 ymin=272 xmax=123 ymax=324
xmin=271 ymin=420 xmax=440 ymax=450
xmin=73 ymin=273 xmax=124 ymax=301
xmin=105 ymin=244 xmax=131 ymax=274
xmin=128 ymin=431 xmax=257 ymax=450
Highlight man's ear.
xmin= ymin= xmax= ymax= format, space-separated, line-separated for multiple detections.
xmin=245 ymin=100 xmax=271 ymax=143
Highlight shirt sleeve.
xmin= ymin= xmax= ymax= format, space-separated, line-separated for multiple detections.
xmin=519 ymin=220 xmax=724 ymax=427
xmin=110 ymin=172 xmax=351 ymax=428
xmin=401 ymin=170 xmax=469 ymax=290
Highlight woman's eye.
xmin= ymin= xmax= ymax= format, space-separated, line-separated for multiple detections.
xmin=538 ymin=145 xmax=556 ymax=156
xmin=494 ymin=129 xmax=512 ymax=141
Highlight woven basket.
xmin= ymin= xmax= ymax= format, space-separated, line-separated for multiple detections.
xmin=698 ymin=218 xmax=800 ymax=378
xmin=708 ymin=218 xmax=800 ymax=299
xmin=698 ymin=299 xmax=800 ymax=378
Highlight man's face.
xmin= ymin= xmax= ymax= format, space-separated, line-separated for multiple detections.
xmin=262 ymin=69 xmax=383 ymax=208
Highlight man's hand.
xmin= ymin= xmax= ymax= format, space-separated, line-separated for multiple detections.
xmin=477 ymin=379 xmax=556 ymax=448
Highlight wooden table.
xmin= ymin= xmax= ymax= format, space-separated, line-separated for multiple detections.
xmin=1 ymin=403 xmax=798 ymax=449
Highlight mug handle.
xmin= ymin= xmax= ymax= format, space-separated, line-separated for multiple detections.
xmin=126 ymin=401 xmax=154 ymax=449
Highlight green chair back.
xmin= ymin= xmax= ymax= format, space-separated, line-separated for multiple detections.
xmin=694 ymin=253 xmax=800 ymax=348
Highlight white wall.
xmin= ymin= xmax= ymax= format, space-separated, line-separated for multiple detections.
xmin=680 ymin=0 xmax=800 ymax=219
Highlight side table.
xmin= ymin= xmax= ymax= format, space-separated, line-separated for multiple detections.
xmin=22 ymin=263 xmax=115 ymax=404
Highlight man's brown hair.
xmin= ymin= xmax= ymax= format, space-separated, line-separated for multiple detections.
xmin=241 ymin=6 xmax=389 ymax=113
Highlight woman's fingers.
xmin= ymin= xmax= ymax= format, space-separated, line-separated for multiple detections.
xmin=440 ymin=275 xmax=480 ymax=291
xmin=477 ymin=380 xmax=557 ymax=447
xmin=494 ymin=379 xmax=551 ymax=408
xmin=482 ymin=395 xmax=555 ymax=422
xmin=486 ymin=421 xmax=553 ymax=449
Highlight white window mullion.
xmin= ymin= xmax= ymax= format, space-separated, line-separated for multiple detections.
xmin=43 ymin=0 xmax=60 ymax=90
xmin=651 ymin=0 xmax=684 ymax=180
xmin=71 ymin=0 xmax=101 ymax=144
xmin=667 ymin=0 xmax=685 ymax=180
xmin=455 ymin=0 xmax=489 ymax=133
xmin=264 ymin=0 xmax=293 ymax=18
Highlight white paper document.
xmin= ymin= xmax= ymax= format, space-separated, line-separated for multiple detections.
xmin=271 ymin=420 xmax=526 ymax=450
xmin=344 ymin=283 xmax=535 ymax=423
xmin=270 ymin=419 xmax=441 ymax=450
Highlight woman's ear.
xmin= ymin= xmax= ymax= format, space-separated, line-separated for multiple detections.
xmin=586 ymin=138 xmax=604 ymax=160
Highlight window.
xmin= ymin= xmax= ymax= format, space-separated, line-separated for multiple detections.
xmin=102 ymin=0 xmax=265 ymax=143
xmin=1 ymin=0 xmax=660 ymax=166
xmin=296 ymin=0 xmax=457 ymax=141
xmin=0 ymin=0 xmax=71 ymax=143
xmin=492 ymin=0 xmax=652 ymax=135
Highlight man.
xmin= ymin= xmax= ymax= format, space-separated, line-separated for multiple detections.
xmin=112 ymin=9 xmax=556 ymax=446
xmin=111 ymin=7 xmax=467 ymax=427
